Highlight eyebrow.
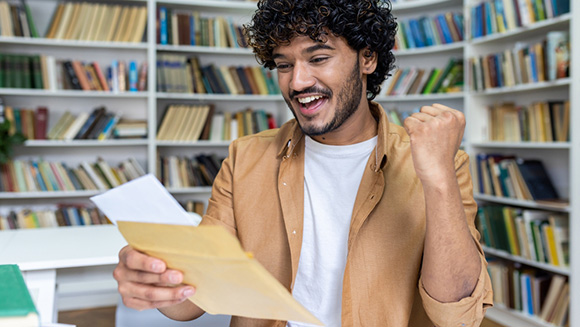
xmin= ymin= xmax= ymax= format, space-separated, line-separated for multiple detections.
xmin=272 ymin=43 xmax=336 ymax=60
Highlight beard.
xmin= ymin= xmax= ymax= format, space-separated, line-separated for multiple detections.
xmin=284 ymin=59 xmax=364 ymax=136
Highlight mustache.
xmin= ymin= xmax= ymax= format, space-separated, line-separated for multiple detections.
xmin=289 ymin=87 xmax=332 ymax=100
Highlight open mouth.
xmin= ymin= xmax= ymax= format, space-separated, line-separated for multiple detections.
xmin=297 ymin=95 xmax=328 ymax=114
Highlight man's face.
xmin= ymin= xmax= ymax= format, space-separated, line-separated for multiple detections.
xmin=272 ymin=34 xmax=366 ymax=136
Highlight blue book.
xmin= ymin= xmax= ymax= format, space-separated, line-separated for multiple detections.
xmin=437 ymin=15 xmax=453 ymax=43
xmin=408 ymin=19 xmax=425 ymax=48
xmin=402 ymin=21 xmax=416 ymax=48
xmin=525 ymin=275 xmax=533 ymax=315
xmin=62 ymin=163 xmax=82 ymax=190
xmin=71 ymin=207 xmax=83 ymax=226
xmin=529 ymin=50 xmax=538 ymax=82
xmin=159 ymin=7 xmax=168 ymax=45
xmin=494 ymin=55 xmax=504 ymax=88
xmin=453 ymin=13 xmax=464 ymax=39
xmin=494 ymin=0 xmax=506 ymax=31
xmin=128 ymin=61 xmax=138 ymax=92
xmin=30 ymin=161 xmax=47 ymax=191
xmin=420 ymin=18 xmax=434 ymax=46
xmin=471 ymin=6 xmax=479 ymax=38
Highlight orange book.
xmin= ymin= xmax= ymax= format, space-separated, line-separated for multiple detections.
xmin=71 ymin=61 xmax=92 ymax=91
xmin=92 ymin=62 xmax=110 ymax=91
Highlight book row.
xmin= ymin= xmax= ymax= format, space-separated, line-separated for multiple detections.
xmin=487 ymin=260 xmax=569 ymax=326
xmin=0 ymin=157 xmax=146 ymax=193
xmin=474 ymin=155 xmax=561 ymax=202
xmin=0 ymin=54 xmax=147 ymax=93
xmin=0 ymin=0 xmax=38 ymax=38
xmin=470 ymin=0 xmax=570 ymax=39
xmin=157 ymin=104 xmax=277 ymax=142
xmin=2 ymin=104 xmax=147 ymax=141
xmin=156 ymin=8 xmax=248 ymax=48
xmin=157 ymin=55 xmax=279 ymax=95
xmin=157 ymin=154 xmax=223 ymax=189
xmin=478 ymin=205 xmax=568 ymax=267
xmin=468 ymin=31 xmax=570 ymax=91
xmin=382 ymin=58 xmax=463 ymax=96
xmin=45 ymin=2 xmax=147 ymax=43
xmin=0 ymin=206 xmax=109 ymax=230
xmin=487 ymin=100 xmax=570 ymax=143
xmin=394 ymin=12 xmax=464 ymax=51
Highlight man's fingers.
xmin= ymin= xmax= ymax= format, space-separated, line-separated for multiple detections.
xmin=408 ymin=112 xmax=434 ymax=122
xmin=114 ymin=265 xmax=184 ymax=285
xmin=119 ymin=281 xmax=195 ymax=303
xmin=120 ymin=246 xmax=166 ymax=273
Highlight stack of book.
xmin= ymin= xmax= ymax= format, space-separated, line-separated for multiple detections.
xmin=477 ymin=206 xmax=568 ymax=267
xmin=487 ymin=101 xmax=570 ymax=142
xmin=469 ymin=31 xmax=570 ymax=91
xmin=45 ymin=2 xmax=147 ymax=43
xmin=157 ymin=104 xmax=276 ymax=142
xmin=2 ymin=106 xmax=48 ymax=140
xmin=0 ymin=55 xmax=147 ymax=92
xmin=471 ymin=0 xmax=570 ymax=39
xmin=156 ymin=8 xmax=248 ymax=48
xmin=382 ymin=58 xmax=463 ymax=96
xmin=0 ymin=205 xmax=109 ymax=230
xmin=0 ymin=157 xmax=146 ymax=192
xmin=474 ymin=154 xmax=564 ymax=203
xmin=113 ymin=120 xmax=147 ymax=139
xmin=0 ymin=0 xmax=38 ymax=37
xmin=394 ymin=12 xmax=464 ymax=50
xmin=45 ymin=107 xmax=123 ymax=141
xmin=158 ymin=154 xmax=223 ymax=189
xmin=487 ymin=260 xmax=569 ymax=326
xmin=157 ymin=54 xmax=279 ymax=95
xmin=0 ymin=54 xmax=47 ymax=89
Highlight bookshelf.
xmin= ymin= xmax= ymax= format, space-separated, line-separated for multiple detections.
xmin=462 ymin=0 xmax=575 ymax=325
xmin=0 ymin=0 xmax=576 ymax=325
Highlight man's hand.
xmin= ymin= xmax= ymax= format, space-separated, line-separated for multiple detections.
xmin=403 ymin=103 xmax=465 ymax=186
xmin=113 ymin=245 xmax=196 ymax=310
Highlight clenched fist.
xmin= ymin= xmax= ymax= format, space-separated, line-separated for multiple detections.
xmin=403 ymin=103 xmax=465 ymax=187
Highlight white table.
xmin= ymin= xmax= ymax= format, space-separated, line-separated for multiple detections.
xmin=0 ymin=225 xmax=127 ymax=325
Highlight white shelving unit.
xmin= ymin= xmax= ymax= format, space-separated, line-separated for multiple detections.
xmin=462 ymin=0 xmax=576 ymax=325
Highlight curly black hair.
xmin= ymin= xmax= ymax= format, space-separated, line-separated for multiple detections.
xmin=244 ymin=0 xmax=397 ymax=100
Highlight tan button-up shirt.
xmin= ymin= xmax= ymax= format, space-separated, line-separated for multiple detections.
xmin=202 ymin=102 xmax=493 ymax=326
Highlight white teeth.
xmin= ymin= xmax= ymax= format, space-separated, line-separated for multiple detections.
xmin=297 ymin=95 xmax=323 ymax=104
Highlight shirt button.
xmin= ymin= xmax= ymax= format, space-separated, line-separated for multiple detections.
xmin=283 ymin=182 xmax=287 ymax=186
xmin=292 ymin=230 xmax=296 ymax=235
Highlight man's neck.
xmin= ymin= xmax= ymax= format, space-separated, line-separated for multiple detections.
xmin=310 ymin=102 xmax=378 ymax=145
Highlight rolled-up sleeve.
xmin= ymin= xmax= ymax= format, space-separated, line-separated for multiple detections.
xmin=418 ymin=253 xmax=493 ymax=327
xmin=418 ymin=151 xmax=494 ymax=327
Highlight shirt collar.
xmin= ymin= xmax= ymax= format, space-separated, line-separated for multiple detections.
xmin=277 ymin=101 xmax=390 ymax=171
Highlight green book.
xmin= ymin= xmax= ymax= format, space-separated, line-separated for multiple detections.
xmin=31 ymin=55 xmax=43 ymax=89
xmin=0 ymin=265 xmax=39 ymax=326
xmin=21 ymin=1 xmax=39 ymax=38
xmin=0 ymin=54 xmax=4 ymax=88
xmin=421 ymin=68 xmax=441 ymax=94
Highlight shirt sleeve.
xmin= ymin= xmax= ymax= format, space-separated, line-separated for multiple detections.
xmin=199 ymin=141 xmax=237 ymax=236
xmin=418 ymin=151 xmax=494 ymax=327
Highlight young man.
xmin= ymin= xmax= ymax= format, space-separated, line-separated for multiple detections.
xmin=113 ymin=0 xmax=493 ymax=326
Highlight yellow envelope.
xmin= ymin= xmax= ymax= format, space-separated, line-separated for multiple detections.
xmin=117 ymin=221 xmax=323 ymax=325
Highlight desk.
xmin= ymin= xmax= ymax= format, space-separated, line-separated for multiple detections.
xmin=0 ymin=225 xmax=126 ymax=325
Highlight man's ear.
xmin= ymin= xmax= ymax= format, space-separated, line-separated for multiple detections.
xmin=360 ymin=48 xmax=378 ymax=74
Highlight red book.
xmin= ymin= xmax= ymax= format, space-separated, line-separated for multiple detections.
xmin=92 ymin=62 xmax=110 ymax=91
xmin=267 ymin=113 xmax=277 ymax=129
xmin=35 ymin=107 xmax=48 ymax=140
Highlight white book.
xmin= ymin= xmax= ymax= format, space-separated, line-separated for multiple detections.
xmin=128 ymin=157 xmax=146 ymax=176
xmin=230 ymin=118 xmax=238 ymax=141
xmin=45 ymin=56 xmax=57 ymax=91
xmin=210 ymin=113 xmax=225 ymax=142
xmin=81 ymin=161 xmax=107 ymax=190
xmin=97 ymin=158 xmax=120 ymax=188
xmin=62 ymin=112 xmax=89 ymax=140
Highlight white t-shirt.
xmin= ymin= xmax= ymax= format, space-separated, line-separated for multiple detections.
xmin=288 ymin=135 xmax=377 ymax=327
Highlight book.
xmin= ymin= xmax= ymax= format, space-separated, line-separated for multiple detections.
xmin=516 ymin=159 xmax=559 ymax=200
xmin=0 ymin=265 xmax=39 ymax=326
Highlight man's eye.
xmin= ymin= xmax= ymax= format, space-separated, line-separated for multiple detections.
xmin=275 ymin=63 xmax=291 ymax=70
xmin=311 ymin=57 xmax=328 ymax=63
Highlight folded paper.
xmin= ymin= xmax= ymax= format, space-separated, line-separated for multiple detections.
xmin=117 ymin=221 xmax=322 ymax=325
